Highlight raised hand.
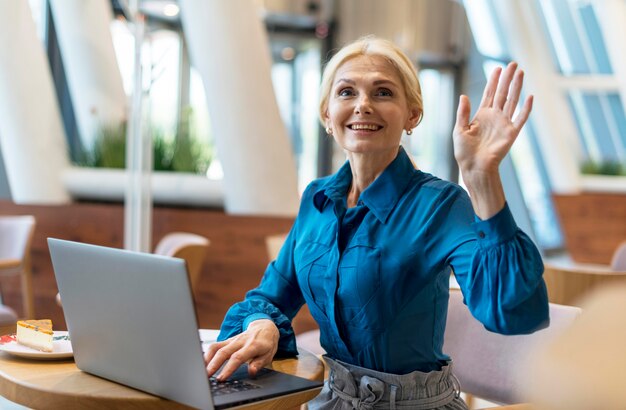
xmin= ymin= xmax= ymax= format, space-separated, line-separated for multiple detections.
xmin=453 ymin=62 xmax=533 ymax=175
xmin=452 ymin=62 xmax=533 ymax=219
xmin=204 ymin=319 xmax=279 ymax=381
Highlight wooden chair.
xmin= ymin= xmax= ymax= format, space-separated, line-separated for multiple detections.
xmin=443 ymin=289 xmax=581 ymax=406
xmin=610 ymin=240 xmax=626 ymax=271
xmin=543 ymin=261 xmax=626 ymax=306
xmin=154 ymin=232 xmax=210 ymax=293
xmin=0 ymin=215 xmax=36 ymax=318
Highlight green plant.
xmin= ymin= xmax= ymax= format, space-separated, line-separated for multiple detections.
xmin=581 ymin=160 xmax=626 ymax=176
xmin=152 ymin=129 xmax=174 ymax=171
xmin=171 ymin=108 xmax=213 ymax=174
xmin=95 ymin=122 xmax=127 ymax=169
xmin=70 ymin=116 xmax=213 ymax=175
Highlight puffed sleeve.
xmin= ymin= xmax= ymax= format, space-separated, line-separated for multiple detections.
xmin=217 ymin=211 xmax=305 ymax=357
xmin=442 ymin=190 xmax=549 ymax=335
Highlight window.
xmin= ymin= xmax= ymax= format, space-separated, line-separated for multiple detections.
xmin=536 ymin=0 xmax=625 ymax=165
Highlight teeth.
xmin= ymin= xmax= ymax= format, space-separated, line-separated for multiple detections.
xmin=351 ymin=124 xmax=380 ymax=131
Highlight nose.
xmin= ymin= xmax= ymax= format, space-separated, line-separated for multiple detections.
xmin=355 ymin=94 xmax=372 ymax=115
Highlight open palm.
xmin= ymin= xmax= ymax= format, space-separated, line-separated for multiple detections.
xmin=453 ymin=62 xmax=533 ymax=175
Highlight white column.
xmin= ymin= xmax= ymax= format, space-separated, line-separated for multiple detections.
xmin=490 ymin=0 xmax=581 ymax=193
xmin=0 ymin=0 xmax=70 ymax=203
xmin=49 ymin=0 xmax=127 ymax=150
xmin=124 ymin=6 xmax=152 ymax=253
xmin=179 ymin=0 xmax=299 ymax=216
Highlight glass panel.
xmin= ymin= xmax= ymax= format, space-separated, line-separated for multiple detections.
xmin=607 ymin=94 xmax=626 ymax=151
xmin=569 ymin=91 xmax=625 ymax=164
xmin=578 ymin=3 xmax=612 ymax=74
xmin=566 ymin=93 xmax=592 ymax=161
xmin=581 ymin=93 xmax=619 ymax=161
xmin=189 ymin=67 xmax=220 ymax=179
xmin=110 ymin=19 xmax=135 ymax=95
xmin=463 ymin=0 xmax=506 ymax=58
xmin=536 ymin=0 xmax=588 ymax=74
xmin=536 ymin=0 xmax=613 ymax=75
xmin=146 ymin=30 xmax=180 ymax=135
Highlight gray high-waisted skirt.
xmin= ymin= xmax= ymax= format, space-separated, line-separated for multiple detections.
xmin=308 ymin=356 xmax=469 ymax=410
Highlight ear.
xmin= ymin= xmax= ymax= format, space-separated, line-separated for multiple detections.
xmin=323 ymin=109 xmax=331 ymax=127
xmin=405 ymin=107 xmax=422 ymax=130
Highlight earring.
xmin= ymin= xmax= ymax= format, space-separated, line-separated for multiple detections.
xmin=406 ymin=129 xmax=413 ymax=135
xmin=326 ymin=127 xmax=333 ymax=135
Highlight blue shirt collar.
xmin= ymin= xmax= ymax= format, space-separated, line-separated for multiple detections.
xmin=313 ymin=146 xmax=418 ymax=223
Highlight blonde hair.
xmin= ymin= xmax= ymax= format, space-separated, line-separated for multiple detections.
xmin=319 ymin=36 xmax=423 ymax=127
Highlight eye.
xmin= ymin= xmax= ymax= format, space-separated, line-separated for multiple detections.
xmin=338 ymin=88 xmax=354 ymax=97
xmin=375 ymin=88 xmax=393 ymax=97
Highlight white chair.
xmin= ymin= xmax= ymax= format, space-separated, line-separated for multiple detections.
xmin=610 ymin=240 xmax=626 ymax=271
xmin=0 ymin=215 xmax=36 ymax=318
xmin=443 ymin=289 xmax=581 ymax=405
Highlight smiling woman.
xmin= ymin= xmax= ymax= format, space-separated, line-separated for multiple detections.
xmin=206 ymin=36 xmax=548 ymax=410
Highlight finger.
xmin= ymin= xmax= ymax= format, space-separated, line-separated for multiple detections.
xmin=455 ymin=95 xmax=471 ymax=130
xmin=204 ymin=340 xmax=230 ymax=364
xmin=503 ymin=69 xmax=524 ymax=118
xmin=206 ymin=341 xmax=245 ymax=377
xmin=494 ymin=62 xmax=518 ymax=110
xmin=216 ymin=351 xmax=253 ymax=381
xmin=513 ymin=95 xmax=534 ymax=130
xmin=248 ymin=355 xmax=271 ymax=377
xmin=479 ymin=67 xmax=502 ymax=108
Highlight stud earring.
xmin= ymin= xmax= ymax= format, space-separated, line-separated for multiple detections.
xmin=326 ymin=127 xmax=333 ymax=135
xmin=406 ymin=129 xmax=413 ymax=135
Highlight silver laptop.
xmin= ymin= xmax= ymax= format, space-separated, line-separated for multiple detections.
xmin=48 ymin=238 xmax=323 ymax=410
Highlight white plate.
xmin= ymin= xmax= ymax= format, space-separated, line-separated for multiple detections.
xmin=0 ymin=331 xmax=73 ymax=360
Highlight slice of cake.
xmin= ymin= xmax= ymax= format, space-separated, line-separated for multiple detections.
xmin=16 ymin=319 xmax=53 ymax=352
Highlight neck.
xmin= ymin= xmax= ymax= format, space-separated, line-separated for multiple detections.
xmin=346 ymin=147 xmax=399 ymax=208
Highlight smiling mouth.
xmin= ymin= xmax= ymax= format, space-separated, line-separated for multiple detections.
xmin=348 ymin=124 xmax=382 ymax=131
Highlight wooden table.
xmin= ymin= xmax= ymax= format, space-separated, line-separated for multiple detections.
xmin=0 ymin=328 xmax=324 ymax=409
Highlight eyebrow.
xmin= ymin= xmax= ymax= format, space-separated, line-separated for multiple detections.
xmin=334 ymin=78 xmax=397 ymax=87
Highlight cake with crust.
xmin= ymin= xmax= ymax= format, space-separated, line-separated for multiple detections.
xmin=16 ymin=319 xmax=53 ymax=352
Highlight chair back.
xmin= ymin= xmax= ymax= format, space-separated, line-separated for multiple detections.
xmin=443 ymin=289 xmax=581 ymax=405
xmin=611 ymin=241 xmax=626 ymax=271
xmin=543 ymin=262 xmax=626 ymax=306
xmin=154 ymin=232 xmax=209 ymax=291
xmin=0 ymin=215 xmax=36 ymax=274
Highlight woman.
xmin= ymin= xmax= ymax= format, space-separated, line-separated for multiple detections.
xmin=205 ymin=36 xmax=548 ymax=409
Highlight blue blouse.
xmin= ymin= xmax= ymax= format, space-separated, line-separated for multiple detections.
xmin=218 ymin=147 xmax=549 ymax=374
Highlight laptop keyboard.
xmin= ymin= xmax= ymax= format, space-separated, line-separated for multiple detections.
xmin=209 ymin=368 xmax=271 ymax=396
xmin=209 ymin=378 xmax=260 ymax=396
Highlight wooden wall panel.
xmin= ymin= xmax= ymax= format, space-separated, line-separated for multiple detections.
xmin=0 ymin=201 xmax=318 ymax=334
xmin=553 ymin=193 xmax=626 ymax=264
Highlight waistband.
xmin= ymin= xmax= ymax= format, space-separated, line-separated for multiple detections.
xmin=323 ymin=355 xmax=461 ymax=410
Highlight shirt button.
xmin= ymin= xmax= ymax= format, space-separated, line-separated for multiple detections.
xmin=478 ymin=231 xmax=486 ymax=239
